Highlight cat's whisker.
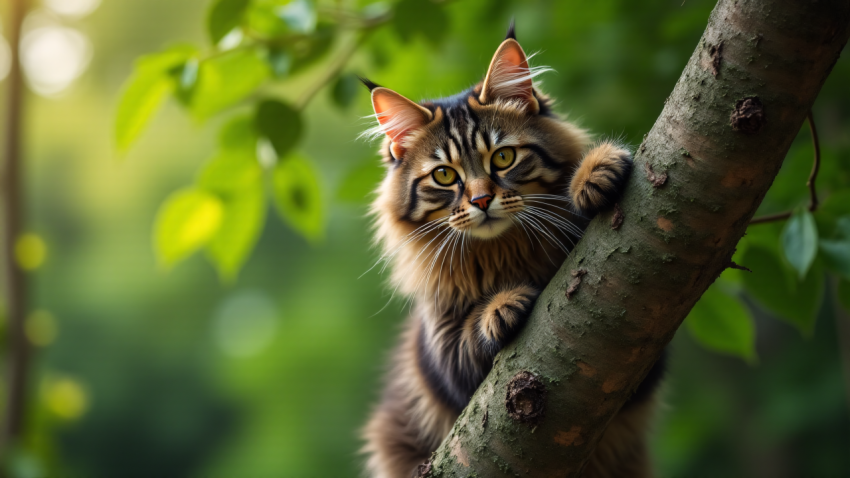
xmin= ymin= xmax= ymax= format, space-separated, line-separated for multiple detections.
xmin=509 ymin=215 xmax=536 ymax=251
xmin=378 ymin=220 xmax=450 ymax=275
xmin=516 ymin=212 xmax=555 ymax=263
xmin=435 ymin=231 xmax=460 ymax=308
xmin=362 ymin=217 xmax=449 ymax=278
xmin=522 ymin=208 xmax=579 ymax=249
xmin=518 ymin=212 xmax=569 ymax=256
xmin=523 ymin=205 xmax=585 ymax=240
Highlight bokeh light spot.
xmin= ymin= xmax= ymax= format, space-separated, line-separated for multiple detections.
xmin=15 ymin=233 xmax=47 ymax=271
xmin=44 ymin=377 xmax=89 ymax=420
xmin=21 ymin=24 xmax=92 ymax=97
xmin=213 ymin=291 xmax=279 ymax=358
xmin=25 ymin=310 xmax=58 ymax=347
xmin=44 ymin=0 xmax=102 ymax=19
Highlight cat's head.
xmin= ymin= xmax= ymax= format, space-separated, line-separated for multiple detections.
xmin=366 ymin=28 xmax=589 ymax=244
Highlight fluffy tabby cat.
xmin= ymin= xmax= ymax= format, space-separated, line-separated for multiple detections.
xmin=361 ymin=25 xmax=664 ymax=478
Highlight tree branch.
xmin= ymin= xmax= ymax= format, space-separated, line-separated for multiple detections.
xmin=427 ymin=1 xmax=850 ymax=476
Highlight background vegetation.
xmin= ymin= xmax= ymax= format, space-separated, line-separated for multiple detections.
xmin=1 ymin=0 xmax=849 ymax=476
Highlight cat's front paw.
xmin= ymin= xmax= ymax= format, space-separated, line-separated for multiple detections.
xmin=479 ymin=285 xmax=539 ymax=347
xmin=570 ymin=142 xmax=633 ymax=216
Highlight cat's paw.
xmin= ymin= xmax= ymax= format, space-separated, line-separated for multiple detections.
xmin=479 ymin=285 xmax=539 ymax=347
xmin=569 ymin=142 xmax=632 ymax=216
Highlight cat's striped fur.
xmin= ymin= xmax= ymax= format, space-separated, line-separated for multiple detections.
xmin=361 ymin=25 xmax=663 ymax=478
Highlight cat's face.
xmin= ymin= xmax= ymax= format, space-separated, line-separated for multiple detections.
xmin=368 ymin=36 xmax=588 ymax=241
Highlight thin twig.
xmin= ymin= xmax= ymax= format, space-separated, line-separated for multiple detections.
xmin=749 ymin=110 xmax=820 ymax=225
xmin=295 ymin=32 xmax=368 ymax=111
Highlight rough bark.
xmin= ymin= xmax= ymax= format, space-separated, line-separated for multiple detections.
xmin=428 ymin=0 xmax=850 ymax=476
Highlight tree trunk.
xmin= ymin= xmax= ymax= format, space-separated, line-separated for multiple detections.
xmin=427 ymin=0 xmax=850 ymax=476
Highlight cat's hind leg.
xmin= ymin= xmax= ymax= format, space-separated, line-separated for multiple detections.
xmin=569 ymin=141 xmax=633 ymax=216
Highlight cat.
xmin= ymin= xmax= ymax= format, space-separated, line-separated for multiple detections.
xmin=360 ymin=24 xmax=664 ymax=478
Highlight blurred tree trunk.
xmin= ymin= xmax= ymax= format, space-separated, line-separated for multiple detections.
xmin=427 ymin=0 xmax=850 ymax=476
xmin=2 ymin=0 xmax=31 ymax=455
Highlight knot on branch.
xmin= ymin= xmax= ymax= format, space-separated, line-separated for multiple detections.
xmin=565 ymin=269 xmax=588 ymax=299
xmin=731 ymin=96 xmax=766 ymax=134
xmin=611 ymin=203 xmax=624 ymax=230
xmin=505 ymin=371 xmax=547 ymax=424
xmin=413 ymin=459 xmax=432 ymax=477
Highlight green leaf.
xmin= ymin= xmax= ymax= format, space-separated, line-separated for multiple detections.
xmin=218 ymin=115 xmax=258 ymax=153
xmin=254 ymin=100 xmax=302 ymax=158
xmin=393 ymin=0 xmax=449 ymax=45
xmin=272 ymin=155 xmax=324 ymax=242
xmin=197 ymin=149 xmax=263 ymax=196
xmin=685 ymin=285 xmax=756 ymax=363
xmin=206 ymin=186 xmax=266 ymax=281
xmin=277 ymin=0 xmax=316 ymax=34
xmin=190 ymin=49 xmax=270 ymax=119
xmin=289 ymin=24 xmax=336 ymax=74
xmin=331 ymin=73 xmax=360 ymax=110
xmin=819 ymin=239 xmax=850 ymax=279
xmin=782 ymin=209 xmax=818 ymax=279
xmin=267 ymin=48 xmax=292 ymax=78
xmin=115 ymin=45 xmax=197 ymax=152
xmin=246 ymin=2 xmax=289 ymax=37
xmin=742 ymin=245 xmax=824 ymax=334
xmin=208 ymin=0 xmax=250 ymax=45
xmin=336 ymin=157 xmax=383 ymax=204
xmin=154 ymin=188 xmax=224 ymax=268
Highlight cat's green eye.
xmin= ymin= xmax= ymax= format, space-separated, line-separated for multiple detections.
xmin=433 ymin=167 xmax=458 ymax=186
xmin=492 ymin=147 xmax=516 ymax=169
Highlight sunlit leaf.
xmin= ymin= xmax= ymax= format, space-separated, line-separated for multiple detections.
xmin=331 ymin=73 xmax=360 ymax=110
xmin=685 ymin=284 xmax=756 ymax=363
xmin=190 ymin=49 xmax=270 ymax=119
xmin=218 ymin=115 xmax=258 ymax=152
xmin=208 ymin=0 xmax=250 ymax=45
xmin=246 ymin=2 xmax=288 ymax=36
xmin=742 ymin=245 xmax=824 ymax=334
xmin=393 ymin=0 xmax=449 ymax=45
xmin=114 ymin=45 xmax=197 ymax=152
xmin=207 ymin=186 xmax=266 ymax=281
xmin=337 ymin=158 xmax=383 ymax=204
xmin=198 ymin=150 xmax=263 ymax=196
xmin=154 ymin=188 xmax=224 ymax=268
xmin=278 ymin=0 xmax=316 ymax=34
xmin=272 ymin=155 xmax=324 ymax=242
xmin=782 ymin=209 xmax=818 ymax=280
xmin=254 ymin=100 xmax=302 ymax=158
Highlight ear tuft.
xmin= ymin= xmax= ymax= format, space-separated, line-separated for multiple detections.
xmin=479 ymin=38 xmax=550 ymax=114
xmin=504 ymin=19 xmax=516 ymax=41
xmin=365 ymin=88 xmax=433 ymax=157
xmin=358 ymin=76 xmax=382 ymax=91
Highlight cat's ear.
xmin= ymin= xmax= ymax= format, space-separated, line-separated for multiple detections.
xmin=479 ymin=39 xmax=540 ymax=114
xmin=370 ymin=87 xmax=433 ymax=159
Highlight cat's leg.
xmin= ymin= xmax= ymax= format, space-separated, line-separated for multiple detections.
xmin=461 ymin=285 xmax=540 ymax=360
xmin=569 ymin=141 xmax=633 ymax=215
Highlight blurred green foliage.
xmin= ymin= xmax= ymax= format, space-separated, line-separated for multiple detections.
xmin=3 ymin=0 xmax=849 ymax=476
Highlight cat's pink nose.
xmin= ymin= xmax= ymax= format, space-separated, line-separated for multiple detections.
xmin=470 ymin=194 xmax=493 ymax=211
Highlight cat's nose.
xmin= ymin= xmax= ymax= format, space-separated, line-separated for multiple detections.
xmin=470 ymin=194 xmax=494 ymax=211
